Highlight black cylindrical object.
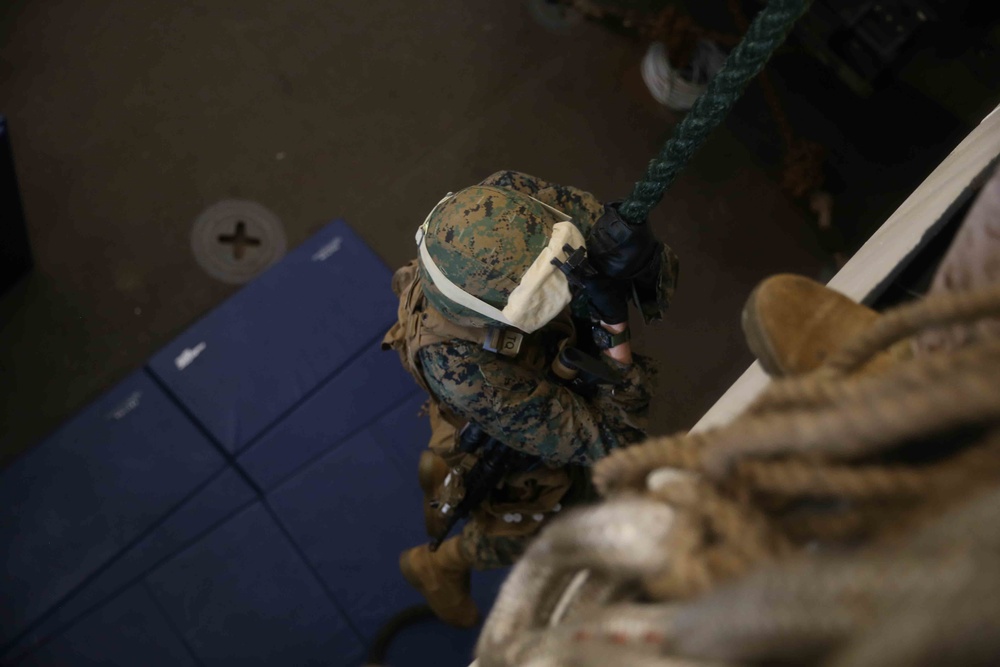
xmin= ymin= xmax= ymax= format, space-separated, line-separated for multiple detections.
xmin=1 ymin=116 xmax=33 ymax=294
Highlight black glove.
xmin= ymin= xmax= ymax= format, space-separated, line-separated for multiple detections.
xmin=586 ymin=201 xmax=662 ymax=281
xmin=550 ymin=242 xmax=630 ymax=324
xmin=579 ymin=274 xmax=629 ymax=325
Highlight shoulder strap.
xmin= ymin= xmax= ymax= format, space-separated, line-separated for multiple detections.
xmin=382 ymin=261 xmax=487 ymax=396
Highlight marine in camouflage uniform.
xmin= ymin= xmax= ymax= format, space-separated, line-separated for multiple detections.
xmin=383 ymin=170 xmax=677 ymax=627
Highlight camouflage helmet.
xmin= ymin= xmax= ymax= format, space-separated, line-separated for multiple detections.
xmin=416 ymin=185 xmax=587 ymax=332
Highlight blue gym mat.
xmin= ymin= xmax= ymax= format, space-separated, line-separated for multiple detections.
xmin=0 ymin=371 xmax=224 ymax=647
xmin=238 ymin=336 xmax=419 ymax=491
xmin=2 ymin=220 xmax=506 ymax=667
xmin=3 ymin=469 xmax=256 ymax=664
xmin=17 ymin=586 xmax=200 ymax=667
xmin=147 ymin=219 xmax=399 ymax=455
xmin=268 ymin=427 xmax=428 ymax=641
xmin=144 ymin=502 xmax=365 ymax=666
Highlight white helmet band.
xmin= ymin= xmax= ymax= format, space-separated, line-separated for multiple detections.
xmin=416 ymin=193 xmax=586 ymax=333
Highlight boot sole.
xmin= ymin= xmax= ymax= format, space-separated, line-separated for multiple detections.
xmin=741 ymin=283 xmax=785 ymax=377
xmin=743 ymin=276 xmax=883 ymax=377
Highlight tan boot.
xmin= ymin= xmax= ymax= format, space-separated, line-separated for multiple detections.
xmin=418 ymin=450 xmax=450 ymax=538
xmin=399 ymin=537 xmax=480 ymax=628
xmin=742 ymin=274 xmax=900 ymax=377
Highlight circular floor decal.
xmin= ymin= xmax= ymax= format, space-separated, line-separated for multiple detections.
xmin=191 ymin=200 xmax=287 ymax=284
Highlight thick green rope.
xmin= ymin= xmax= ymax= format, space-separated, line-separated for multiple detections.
xmin=619 ymin=0 xmax=814 ymax=225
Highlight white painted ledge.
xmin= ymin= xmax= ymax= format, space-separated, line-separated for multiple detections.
xmin=692 ymin=103 xmax=1000 ymax=434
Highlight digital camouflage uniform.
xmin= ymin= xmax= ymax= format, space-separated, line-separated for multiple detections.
xmin=384 ymin=170 xmax=675 ymax=569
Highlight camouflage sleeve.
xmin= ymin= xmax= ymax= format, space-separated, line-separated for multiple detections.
xmin=478 ymin=170 xmax=605 ymax=235
xmin=418 ymin=341 xmax=653 ymax=466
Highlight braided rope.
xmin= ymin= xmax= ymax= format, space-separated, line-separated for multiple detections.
xmin=736 ymin=459 xmax=929 ymax=499
xmin=619 ymin=0 xmax=814 ymax=225
xmin=594 ymin=293 xmax=1000 ymax=495
xmin=818 ymin=284 xmax=1000 ymax=377
xmin=719 ymin=343 xmax=996 ymax=479
xmin=740 ymin=430 xmax=1000 ymax=502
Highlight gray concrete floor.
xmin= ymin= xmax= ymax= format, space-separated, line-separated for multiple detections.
xmin=0 ymin=1 xmax=988 ymax=467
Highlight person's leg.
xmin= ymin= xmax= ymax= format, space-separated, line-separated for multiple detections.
xmin=459 ymin=513 xmax=538 ymax=570
xmin=398 ymin=510 xmax=546 ymax=628
xmin=399 ymin=535 xmax=480 ymax=628
xmin=400 ymin=403 xmax=480 ymax=628
xmin=421 ymin=402 xmax=457 ymax=537
xmin=401 ymin=466 xmax=581 ymax=626
xmin=400 ymin=503 xmax=542 ymax=627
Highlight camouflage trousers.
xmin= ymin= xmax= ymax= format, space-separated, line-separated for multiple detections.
xmin=425 ymin=403 xmax=592 ymax=570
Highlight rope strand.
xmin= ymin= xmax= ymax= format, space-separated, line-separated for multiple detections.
xmin=818 ymin=284 xmax=1000 ymax=377
xmin=619 ymin=0 xmax=814 ymax=224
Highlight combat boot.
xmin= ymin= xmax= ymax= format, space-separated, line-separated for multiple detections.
xmin=399 ymin=537 xmax=480 ymax=628
xmin=419 ymin=450 xmax=450 ymax=538
xmin=742 ymin=274 xmax=902 ymax=377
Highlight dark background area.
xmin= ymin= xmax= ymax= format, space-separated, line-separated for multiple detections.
xmin=1 ymin=0 xmax=998 ymax=468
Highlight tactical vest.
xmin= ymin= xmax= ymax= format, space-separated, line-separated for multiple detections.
xmin=381 ymin=260 xmax=586 ymax=534
xmin=381 ymin=260 xmax=575 ymax=430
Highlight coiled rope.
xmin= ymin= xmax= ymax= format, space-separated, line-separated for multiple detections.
xmin=477 ymin=283 xmax=1000 ymax=666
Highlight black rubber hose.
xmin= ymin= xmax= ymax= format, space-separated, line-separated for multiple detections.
xmin=363 ymin=605 xmax=436 ymax=666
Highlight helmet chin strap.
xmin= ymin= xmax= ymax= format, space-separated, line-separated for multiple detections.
xmin=416 ymin=193 xmax=585 ymax=333
xmin=417 ymin=227 xmax=517 ymax=327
